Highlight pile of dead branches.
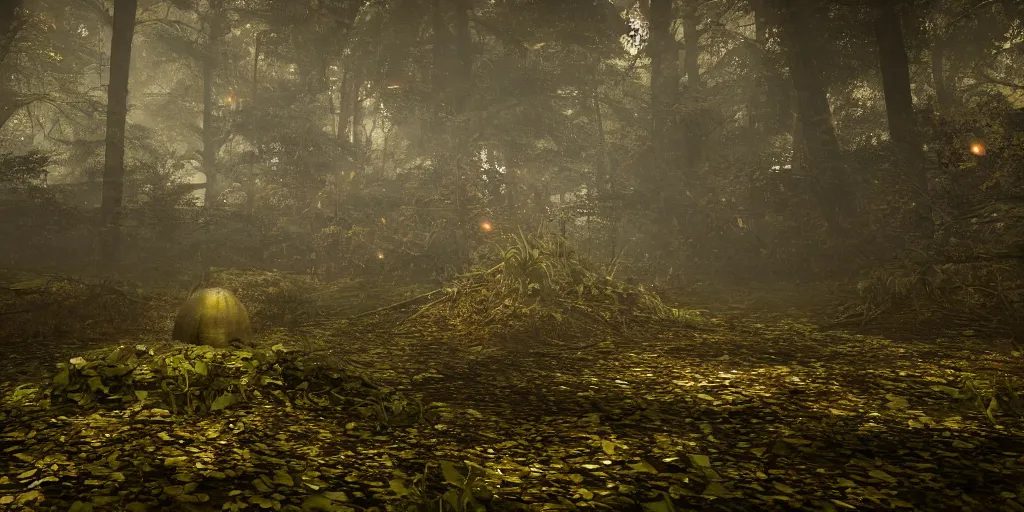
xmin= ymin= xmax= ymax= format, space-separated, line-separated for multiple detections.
xmin=399 ymin=231 xmax=705 ymax=343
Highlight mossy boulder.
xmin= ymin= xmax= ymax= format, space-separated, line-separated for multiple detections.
xmin=172 ymin=287 xmax=253 ymax=348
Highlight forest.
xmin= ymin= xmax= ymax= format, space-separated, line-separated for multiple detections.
xmin=1 ymin=0 xmax=1023 ymax=510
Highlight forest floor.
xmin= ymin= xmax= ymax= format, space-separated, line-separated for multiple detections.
xmin=1 ymin=277 xmax=1023 ymax=511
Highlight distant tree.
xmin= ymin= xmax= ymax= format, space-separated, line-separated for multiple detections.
xmin=147 ymin=0 xmax=232 ymax=205
xmin=99 ymin=0 xmax=139 ymax=269
xmin=873 ymin=0 xmax=931 ymax=237
xmin=647 ymin=0 xmax=679 ymax=203
xmin=774 ymin=0 xmax=854 ymax=235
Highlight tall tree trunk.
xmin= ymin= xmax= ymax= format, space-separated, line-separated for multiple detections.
xmin=429 ymin=0 xmax=456 ymax=265
xmin=430 ymin=0 xmax=449 ymax=136
xmin=875 ymin=0 xmax=932 ymax=237
xmin=791 ymin=111 xmax=805 ymax=173
xmin=680 ymin=0 xmax=703 ymax=169
xmin=451 ymin=0 xmax=473 ymax=268
xmin=747 ymin=0 xmax=768 ymax=134
xmin=648 ymin=0 xmax=679 ymax=198
xmin=776 ymin=0 xmax=853 ymax=234
xmin=202 ymin=55 xmax=216 ymax=205
xmin=99 ymin=0 xmax=138 ymax=269
xmin=591 ymin=64 xmax=619 ymax=261
xmin=202 ymin=2 xmax=226 ymax=207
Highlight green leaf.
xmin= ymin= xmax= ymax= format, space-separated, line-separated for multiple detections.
xmin=601 ymin=440 xmax=615 ymax=456
xmin=301 ymin=495 xmax=337 ymax=511
xmin=322 ymin=491 xmax=348 ymax=501
xmin=68 ymin=501 xmax=94 ymax=512
xmin=640 ymin=495 xmax=674 ymax=512
xmin=440 ymin=461 xmax=465 ymax=486
xmin=687 ymin=454 xmax=711 ymax=468
xmin=12 ymin=385 xmax=37 ymax=400
xmin=210 ymin=392 xmax=237 ymax=411
xmin=702 ymin=482 xmax=731 ymax=497
xmin=868 ymin=470 xmax=896 ymax=483
xmin=272 ymin=469 xmax=294 ymax=486
xmin=389 ymin=479 xmax=409 ymax=496
xmin=86 ymin=376 xmax=109 ymax=393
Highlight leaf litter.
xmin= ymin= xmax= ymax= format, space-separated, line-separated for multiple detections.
xmin=0 ymin=254 xmax=1022 ymax=511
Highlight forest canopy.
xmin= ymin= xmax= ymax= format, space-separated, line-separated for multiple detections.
xmin=0 ymin=0 xmax=1022 ymax=290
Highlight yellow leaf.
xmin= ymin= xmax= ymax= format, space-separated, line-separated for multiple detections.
xmin=687 ymin=454 xmax=711 ymax=468
xmin=601 ymin=440 xmax=615 ymax=456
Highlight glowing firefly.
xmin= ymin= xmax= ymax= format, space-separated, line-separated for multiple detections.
xmin=969 ymin=141 xmax=986 ymax=156
xmin=376 ymin=251 xmax=385 ymax=260
xmin=480 ymin=221 xmax=494 ymax=232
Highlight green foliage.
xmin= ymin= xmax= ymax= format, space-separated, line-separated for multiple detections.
xmin=43 ymin=343 xmax=431 ymax=426
xmin=395 ymin=460 xmax=508 ymax=512
xmin=959 ymin=371 xmax=1024 ymax=424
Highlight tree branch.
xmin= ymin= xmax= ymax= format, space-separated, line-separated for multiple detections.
xmin=979 ymin=72 xmax=1024 ymax=90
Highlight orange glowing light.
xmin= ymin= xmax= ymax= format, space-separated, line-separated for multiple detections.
xmin=376 ymin=251 xmax=385 ymax=260
xmin=970 ymin=141 xmax=986 ymax=156
xmin=480 ymin=221 xmax=494 ymax=232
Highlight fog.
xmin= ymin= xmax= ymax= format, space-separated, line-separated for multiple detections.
xmin=1 ymin=0 xmax=1022 ymax=510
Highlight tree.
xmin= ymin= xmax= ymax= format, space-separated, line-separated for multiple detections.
xmin=679 ymin=0 xmax=703 ymax=169
xmin=647 ymin=0 xmax=679 ymax=204
xmin=201 ymin=0 xmax=229 ymax=205
xmin=873 ymin=0 xmax=931 ymax=236
xmin=99 ymin=0 xmax=139 ymax=268
xmin=774 ymin=0 xmax=854 ymax=234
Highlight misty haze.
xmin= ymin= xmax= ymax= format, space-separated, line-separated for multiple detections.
xmin=1 ymin=0 xmax=1023 ymax=510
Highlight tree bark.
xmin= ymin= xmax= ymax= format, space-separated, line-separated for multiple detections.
xmin=747 ymin=0 xmax=768 ymax=134
xmin=875 ymin=0 xmax=932 ymax=237
xmin=99 ymin=0 xmax=138 ymax=269
xmin=202 ymin=1 xmax=226 ymax=207
xmin=202 ymin=55 xmax=216 ymax=205
xmin=451 ymin=0 xmax=474 ymax=268
xmin=430 ymin=0 xmax=449 ymax=135
xmin=648 ymin=0 xmax=679 ymax=197
xmin=680 ymin=0 xmax=703 ymax=168
xmin=775 ymin=0 xmax=853 ymax=234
